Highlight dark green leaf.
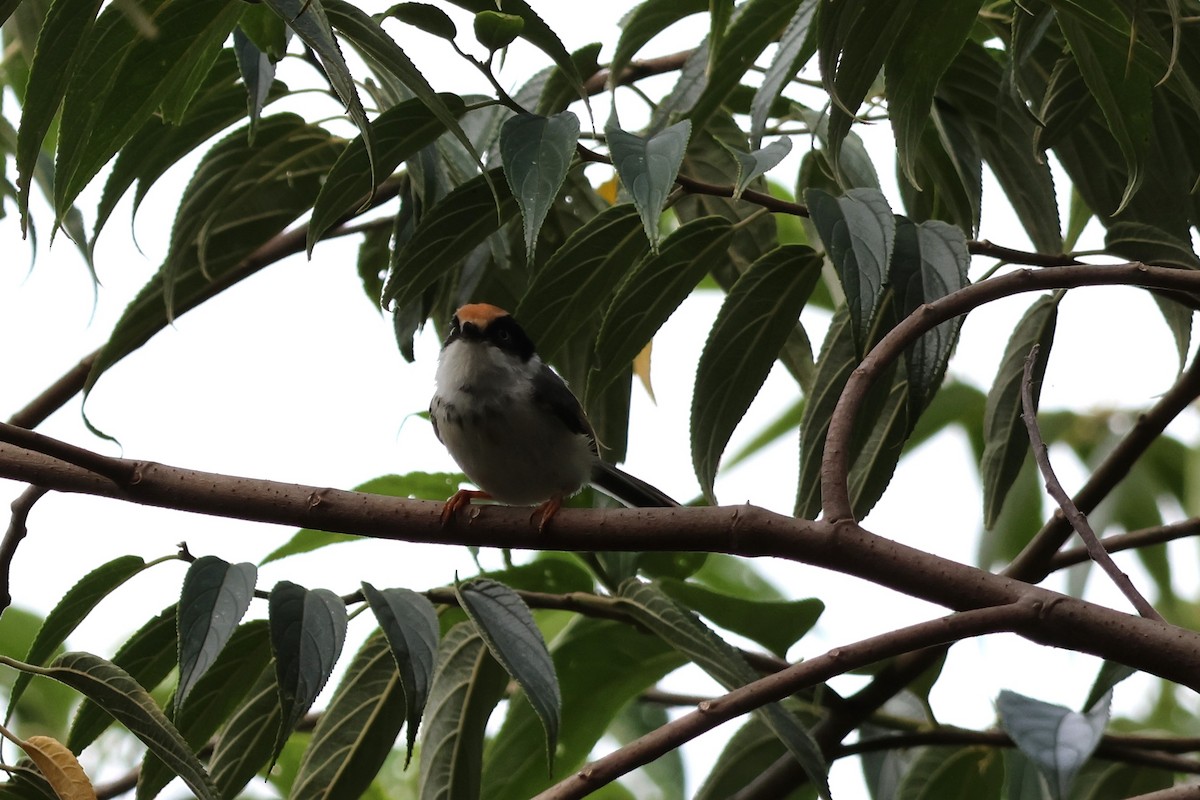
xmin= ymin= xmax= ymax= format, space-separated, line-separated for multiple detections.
xmin=750 ymin=0 xmax=817 ymax=146
xmin=239 ymin=3 xmax=289 ymax=59
xmin=696 ymin=716 xmax=816 ymax=800
xmin=14 ymin=0 xmax=103 ymax=232
xmin=481 ymin=617 xmax=685 ymax=800
xmin=9 ymin=555 xmax=149 ymax=720
xmin=308 ymin=94 xmax=468 ymax=251
xmin=261 ymin=473 xmax=463 ymax=564
xmin=659 ymin=579 xmax=822 ymax=658
xmin=208 ymin=664 xmax=282 ymax=799
xmin=616 ymin=580 xmax=830 ymax=798
xmin=418 ymin=623 xmax=509 ymax=800
xmin=389 ymin=2 xmax=457 ymax=39
xmin=894 ymin=746 xmax=1005 ymax=800
xmin=473 ymin=10 xmax=523 ymax=50
xmin=84 ymin=115 xmax=340 ymax=401
xmin=981 ymin=294 xmax=1060 ymax=528
xmin=590 ymin=216 xmax=733 ymax=401
xmin=515 ymin=203 xmax=649 ymax=362
xmin=1084 ymin=661 xmax=1135 ymax=714
xmin=537 ymin=42 xmax=601 ymax=116
xmin=608 ymin=0 xmax=707 ymax=93
xmin=261 ymin=0 xmax=376 ymax=183
xmin=290 ymin=631 xmax=407 ymax=800
xmin=232 ymin=28 xmax=273 ymax=139
xmin=889 ymin=218 xmax=970 ymax=412
xmin=54 ymin=0 xmax=243 ymax=218
xmin=24 ymin=652 xmax=217 ymax=800
xmin=691 ymin=245 xmax=822 ymax=501
xmin=722 ymin=397 xmax=805 ymax=471
xmin=500 ymin=112 xmax=580 ymax=264
xmin=606 ymin=121 xmax=691 ymax=251
xmin=884 ymin=0 xmax=980 ymax=187
xmin=176 ymin=556 xmax=257 ymax=710
xmin=361 ymin=583 xmax=439 ymax=765
xmin=456 ymin=579 xmax=559 ymax=770
xmin=997 ymin=689 xmax=1110 ymax=800
xmin=381 ymin=168 xmax=517 ymax=310
xmin=805 ymin=187 xmax=895 ymax=355
xmin=68 ymin=605 xmax=177 ymax=753
xmin=138 ymin=621 xmax=273 ymax=800
xmin=687 ymin=0 xmax=804 ymax=134
xmin=268 ymin=582 xmax=349 ymax=763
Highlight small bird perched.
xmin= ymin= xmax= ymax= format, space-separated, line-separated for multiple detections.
xmin=430 ymin=303 xmax=676 ymax=529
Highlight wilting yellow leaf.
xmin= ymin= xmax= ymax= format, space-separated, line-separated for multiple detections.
xmin=597 ymin=173 xmax=620 ymax=205
xmin=21 ymin=735 xmax=97 ymax=800
xmin=634 ymin=340 xmax=655 ymax=403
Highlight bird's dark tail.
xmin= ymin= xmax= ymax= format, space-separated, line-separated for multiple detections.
xmin=590 ymin=462 xmax=679 ymax=508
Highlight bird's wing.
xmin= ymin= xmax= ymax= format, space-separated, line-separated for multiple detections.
xmin=531 ymin=364 xmax=599 ymax=456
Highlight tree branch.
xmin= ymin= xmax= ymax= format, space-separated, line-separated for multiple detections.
xmin=1020 ymin=345 xmax=1163 ymax=621
xmin=821 ymin=263 xmax=1200 ymax=522
xmin=533 ymin=602 xmax=1035 ymax=800
xmin=1049 ymin=518 xmax=1200 ymax=571
xmin=0 ymin=486 xmax=48 ymax=611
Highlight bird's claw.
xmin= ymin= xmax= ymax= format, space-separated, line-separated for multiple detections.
xmin=440 ymin=489 xmax=490 ymax=526
xmin=530 ymin=494 xmax=564 ymax=533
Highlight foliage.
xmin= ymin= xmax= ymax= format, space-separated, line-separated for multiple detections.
xmin=2 ymin=0 xmax=1200 ymax=798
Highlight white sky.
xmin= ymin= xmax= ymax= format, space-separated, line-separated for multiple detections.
xmin=2 ymin=3 xmax=1198 ymax=797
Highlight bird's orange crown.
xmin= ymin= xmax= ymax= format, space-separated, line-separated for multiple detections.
xmin=455 ymin=303 xmax=510 ymax=329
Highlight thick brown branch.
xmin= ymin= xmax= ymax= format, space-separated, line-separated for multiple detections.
xmin=2 ymin=439 xmax=1200 ymax=690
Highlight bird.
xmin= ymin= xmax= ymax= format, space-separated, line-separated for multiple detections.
xmin=429 ymin=302 xmax=676 ymax=530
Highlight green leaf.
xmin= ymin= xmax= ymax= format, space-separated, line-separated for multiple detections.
xmin=268 ymin=582 xmax=349 ymax=763
xmin=473 ymin=10 xmax=523 ymax=50
xmin=261 ymin=473 xmax=464 ymax=564
xmin=176 ymin=556 xmax=257 ymax=710
xmin=208 ymin=663 xmax=282 ymax=798
xmin=696 ymin=716 xmax=816 ymax=800
xmin=14 ymin=0 xmax=103 ymax=233
xmin=616 ymin=580 xmax=830 ymax=798
xmin=750 ymin=0 xmax=817 ymax=147
xmin=261 ymin=0 xmax=376 ymax=183
xmin=54 ymin=0 xmax=243 ymax=219
xmin=239 ymin=3 xmax=289 ymax=59
xmin=537 ymin=42 xmax=601 ymax=116
xmin=1084 ymin=661 xmax=1135 ymax=714
xmin=722 ymin=396 xmax=805 ymax=471
xmin=805 ymin=187 xmax=896 ymax=355
xmin=888 ymin=218 xmax=970 ymax=412
xmin=232 ymin=28 xmax=274 ymax=141
xmin=897 ymin=102 xmax=981 ymax=235
xmin=381 ymin=168 xmax=517 ymax=310
xmin=85 ymin=115 xmax=340 ymax=402
xmin=515 ymin=203 xmax=649 ymax=362
xmin=481 ymin=617 xmax=685 ymax=800
xmin=308 ymin=93 xmax=468 ymax=252
xmin=139 ymin=621 xmax=273 ymax=800
xmin=687 ymin=0 xmax=804 ymax=134
xmin=16 ymin=652 xmax=217 ymax=800
xmin=997 ymin=689 xmax=1110 ymax=800
xmin=325 ymin=0 xmax=484 ymax=185
xmin=9 ymin=555 xmax=149 ymax=720
xmin=691 ymin=245 xmax=822 ymax=501
xmin=591 ymin=216 xmax=733 ymax=401
xmin=1070 ymin=761 xmax=1172 ymax=800
xmin=884 ymin=0 xmax=980 ymax=187
xmin=361 ymin=583 xmax=439 ymax=765
xmin=606 ymin=120 xmax=691 ymax=251
xmin=727 ymin=138 xmax=793 ymax=199
xmin=389 ymin=2 xmax=457 ymax=39
xmin=290 ymin=631 xmax=407 ymax=800
xmin=500 ymin=112 xmax=580 ymax=264
xmin=456 ymin=579 xmax=559 ymax=771
xmin=418 ymin=623 xmax=509 ymax=800
xmin=817 ymin=0 xmax=919 ymax=178
xmin=895 ymin=746 xmax=1005 ymax=800
xmin=68 ymin=605 xmax=177 ymax=753
xmin=981 ymin=294 xmax=1060 ymax=528
xmin=659 ymin=579 xmax=822 ymax=658
xmin=609 ymin=0 xmax=707 ymax=92
xmin=1057 ymin=7 xmax=1153 ymax=214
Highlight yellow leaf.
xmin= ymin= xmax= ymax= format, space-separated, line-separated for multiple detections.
xmin=597 ymin=173 xmax=620 ymax=205
xmin=21 ymin=735 xmax=97 ymax=800
xmin=634 ymin=341 xmax=655 ymax=403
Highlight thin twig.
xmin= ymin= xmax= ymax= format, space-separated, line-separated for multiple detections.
xmin=1049 ymin=518 xmax=1200 ymax=571
xmin=0 ymin=422 xmax=134 ymax=485
xmin=0 ymin=486 xmax=48 ymax=613
xmin=1020 ymin=344 xmax=1164 ymax=621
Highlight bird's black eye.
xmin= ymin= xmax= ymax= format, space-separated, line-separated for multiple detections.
xmin=495 ymin=328 xmax=511 ymax=342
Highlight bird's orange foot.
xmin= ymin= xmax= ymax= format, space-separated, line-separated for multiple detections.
xmin=531 ymin=494 xmax=564 ymax=533
xmin=441 ymin=489 xmax=491 ymax=526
